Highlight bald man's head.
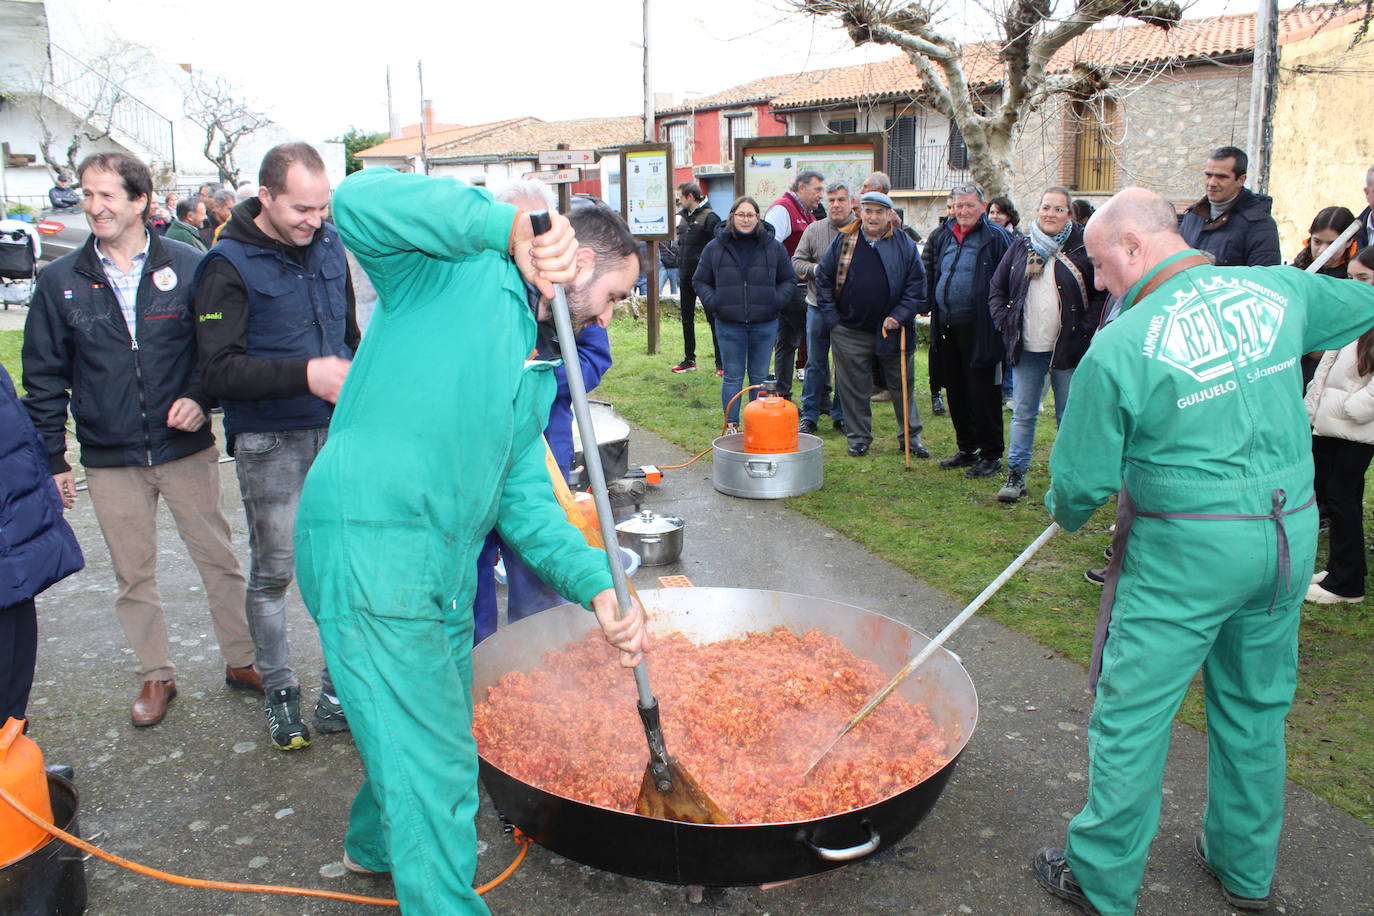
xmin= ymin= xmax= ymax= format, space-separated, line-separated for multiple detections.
xmin=1084 ymin=187 xmax=1186 ymax=298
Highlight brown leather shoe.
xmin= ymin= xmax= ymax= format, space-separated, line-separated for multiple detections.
xmin=225 ymin=664 xmax=264 ymax=693
xmin=131 ymin=679 xmax=177 ymax=727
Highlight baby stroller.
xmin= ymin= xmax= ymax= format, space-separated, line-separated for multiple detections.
xmin=0 ymin=218 xmax=41 ymax=309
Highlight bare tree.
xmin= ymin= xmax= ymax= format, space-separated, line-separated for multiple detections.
xmin=184 ymin=71 xmax=270 ymax=186
xmin=792 ymin=0 xmax=1185 ymax=197
xmin=3 ymin=39 xmax=157 ymax=179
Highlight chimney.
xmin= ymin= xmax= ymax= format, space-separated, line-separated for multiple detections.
xmin=654 ymin=92 xmax=675 ymax=112
xmin=423 ymin=100 xmax=435 ymax=133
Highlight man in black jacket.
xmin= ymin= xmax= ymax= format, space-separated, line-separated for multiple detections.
xmin=22 ymin=152 xmax=257 ymax=729
xmin=1178 ymin=147 xmax=1281 ymax=267
xmin=672 ymin=182 xmax=721 ymax=373
xmin=194 ymin=142 xmax=358 ymax=752
xmin=928 ymin=183 xmax=1012 ymax=478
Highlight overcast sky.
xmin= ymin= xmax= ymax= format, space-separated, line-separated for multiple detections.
xmin=58 ymin=0 xmax=1250 ymax=141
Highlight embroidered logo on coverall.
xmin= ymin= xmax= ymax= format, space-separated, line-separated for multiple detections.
xmin=1146 ymin=277 xmax=1286 ymax=383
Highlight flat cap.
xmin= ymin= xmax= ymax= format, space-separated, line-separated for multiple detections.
xmin=860 ymin=191 xmax=894 ymax=210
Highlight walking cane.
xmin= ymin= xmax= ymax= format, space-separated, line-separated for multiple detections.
xmin=883 ymin=324 xmax=912 ymax=469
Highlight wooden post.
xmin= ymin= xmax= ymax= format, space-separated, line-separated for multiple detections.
xmin=556 ymin=142 xmax=572 ymax=214
xmin=647 ymin=240 xmax=659 ymax=354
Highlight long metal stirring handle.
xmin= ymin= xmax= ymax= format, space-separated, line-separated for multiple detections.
xmin=803 ymin=522 xmax=1061 ymax=776
xmin=529 ymin=211 xmax=653 ymax=714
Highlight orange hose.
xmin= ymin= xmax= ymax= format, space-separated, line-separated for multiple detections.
xmin=0 ymin=784 xmax=530 ymax=905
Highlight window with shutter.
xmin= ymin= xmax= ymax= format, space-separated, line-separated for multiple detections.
xmin=1072 ymin=98 xmax=1116 ymax=193
xmin=948 ymin=120 xmax=969 ymax=171
xmin=884 ymin=116 xmax=915 ymax=190
xmin=725 ymin=113 xmax=754 ymax=160
xmin=828 ymin=118 xmax=857 ymax=134
xmin=663 ymin=121 xmax=689 ymax=167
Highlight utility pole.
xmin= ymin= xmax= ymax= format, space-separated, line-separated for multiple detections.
xmin=417 ymin=60 xmax=429 ymax=175
xmin=1247 ymin=0 xmax=1279 ymax=194
xmin=386 ymin=66 xmax=398 ymax=140
xmin=643 ymin=0 xmax=660 ymax=354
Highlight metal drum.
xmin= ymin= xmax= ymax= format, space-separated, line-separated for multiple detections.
xmin=712 ymin=433 xmax=823 ymax=499
xmin=571 ymin=403 xmax=631 ymax=486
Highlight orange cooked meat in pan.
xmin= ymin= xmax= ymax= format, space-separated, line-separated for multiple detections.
xmin=473 ymin=627 xmax=953 ymax=824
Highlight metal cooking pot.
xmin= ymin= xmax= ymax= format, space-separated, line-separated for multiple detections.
xmin=614 ymin=510 xmax=684 ymax=566
xmin=712 ymin=433 xmax=823 ymax=499
xmin=473 ymin=588 xmax=978 ymax=887
xmin=571 ymin=403 xmax=631 ymax=486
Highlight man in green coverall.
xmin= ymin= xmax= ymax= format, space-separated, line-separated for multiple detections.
xmin=1031 ymin=188 xmax=1374 ymax=915
xmin=293 ymin=167 xmax=645 ymax=915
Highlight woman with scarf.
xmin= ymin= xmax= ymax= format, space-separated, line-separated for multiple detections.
xmin=1304 ymin=244 xmax=1374 ymax=604
xmin=988 ymin=186 xmax=1105 ymax=502
xmin=693 ymin=196 xmax=797 ymax=432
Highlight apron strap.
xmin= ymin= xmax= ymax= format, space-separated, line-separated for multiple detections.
xmin=1137 ymin=488 xmax=1315 ymax=613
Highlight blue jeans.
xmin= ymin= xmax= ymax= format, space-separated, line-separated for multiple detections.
xmin=1007 ymin=351 xmax=1073 ymax=472
xmin=716 ymin=318 xmax=777 ymax=423
xmin=473 ymin=531 xmax=564 ymax=644
xmin=661 ymin=268 xmax=679 ymax=295
xmin=234 ymin=428 xmax=335 ymax=695
xmin=800 ymin=306 xmax=842 ymax=426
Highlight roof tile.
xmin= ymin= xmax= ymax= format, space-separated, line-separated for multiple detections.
xmin=771 ymin=4 xmax=1364 ymax=109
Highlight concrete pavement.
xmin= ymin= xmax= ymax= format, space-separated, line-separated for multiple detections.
xmin=16 ymin=418 xmax=1374 ymax=915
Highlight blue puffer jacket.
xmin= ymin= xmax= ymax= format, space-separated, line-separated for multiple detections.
xmin=1 ymin=365 xmax=83 ymax=608
xmin=691 ymin=222 xmax=796 ymax=324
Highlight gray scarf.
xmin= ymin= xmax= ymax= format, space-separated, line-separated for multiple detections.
xmin=1026 ymin=220 xmax=1072 ymax=279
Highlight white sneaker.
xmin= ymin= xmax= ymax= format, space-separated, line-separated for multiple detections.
xmin=1305 ymin=583 xmax=1362 ymax=604
xmin=723 ymin=423 xmax=740 ymax=436
xmin=1311 ymin=569 xmax=1327 ymax=584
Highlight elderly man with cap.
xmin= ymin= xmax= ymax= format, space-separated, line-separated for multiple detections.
xmin=1032 ymin=187 xmax=1374 ymax=916
xmin=815 ymin=190 xmax=927 ymax=458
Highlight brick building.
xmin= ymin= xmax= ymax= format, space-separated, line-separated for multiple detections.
xmin=769 ymin=6 xmax=1364 ymax=232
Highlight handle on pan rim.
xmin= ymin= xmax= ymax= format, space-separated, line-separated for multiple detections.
xmin=800 ymin=824 xmax=882 ymax=862
xmin=528 ymin=210 xmax=655 ymax=715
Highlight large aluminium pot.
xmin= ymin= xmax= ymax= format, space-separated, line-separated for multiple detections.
xmin=570 ymin=403 xmax=631 ymax=487
xmin=712 ymin=432 xmax=823 ymax=499
xmin=473 ymin=587 xmax=977 ymax=887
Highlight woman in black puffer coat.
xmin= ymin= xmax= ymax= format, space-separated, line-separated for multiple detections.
xmin=692 ymin=196 xmax=797 ymax=430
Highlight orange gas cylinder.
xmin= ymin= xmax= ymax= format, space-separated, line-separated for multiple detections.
xmin=0 ymin=718 xmax=54 ymax=867
xmin=742 ymin=376 xmax=800 ymax=454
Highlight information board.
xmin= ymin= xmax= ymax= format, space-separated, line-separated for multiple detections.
xmin=619 ymin=143 xmax=675 ymax=241
xmin=735 ymin=135 xmax=884 ymax=207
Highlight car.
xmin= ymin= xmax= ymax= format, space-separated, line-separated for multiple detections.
xmin=33 ymin=206 xmax=91 ymax=263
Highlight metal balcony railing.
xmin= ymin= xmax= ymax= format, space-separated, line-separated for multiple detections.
xmin=46 ymin=44 xmax=175 ymax=169
xmin=888 ymin=143 xmax=972 ymax=193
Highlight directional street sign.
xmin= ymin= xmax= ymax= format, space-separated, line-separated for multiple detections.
xmin=522 ymin=167 xmax=582 ymax=184
xmin=537 ymin=149 xmax=596 ymax=166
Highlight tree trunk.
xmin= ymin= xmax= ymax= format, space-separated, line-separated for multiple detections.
xmin=963 ymin=123 xmax=1014 ymax=199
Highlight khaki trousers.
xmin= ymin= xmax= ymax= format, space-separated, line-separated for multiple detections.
xmin=85 ymin=447 xmax=252 ymax=682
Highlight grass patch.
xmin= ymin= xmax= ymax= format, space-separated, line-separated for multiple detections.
xmin=1 ymin=329 xmax=21 ymax=392
xmin=601 ymin=311 xmax=1374 ymax=825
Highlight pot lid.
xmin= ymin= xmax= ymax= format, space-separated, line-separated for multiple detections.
xmin=615 ymin=509 xmax=684 ymax=535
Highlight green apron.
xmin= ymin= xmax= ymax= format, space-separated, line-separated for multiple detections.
xmin=294 ymin=168 xmax=613 ymax=915
xmin=1045 ymin=251 xmax=1374 ymax=914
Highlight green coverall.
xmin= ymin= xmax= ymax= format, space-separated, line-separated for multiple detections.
xmin=1046 ymin=250 xmax=1374 ymax=915
xmin=293 ymin=168 xmax=613 ymax=915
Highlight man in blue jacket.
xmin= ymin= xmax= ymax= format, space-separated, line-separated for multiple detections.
xmin=927 ymin=183 xmax=1012 ymax=477
xmin=1 ymin=364 xmax=84 ymax=725
xmin=193 ymin=142 xmax=360 ymax=751
xmin=816 ymin=191 xmax=927 ymax=458
xmin=472 ymin=182 xmax=614 ymax=642
xmin=1178 ymin=147 xmax=1281 ymax=267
